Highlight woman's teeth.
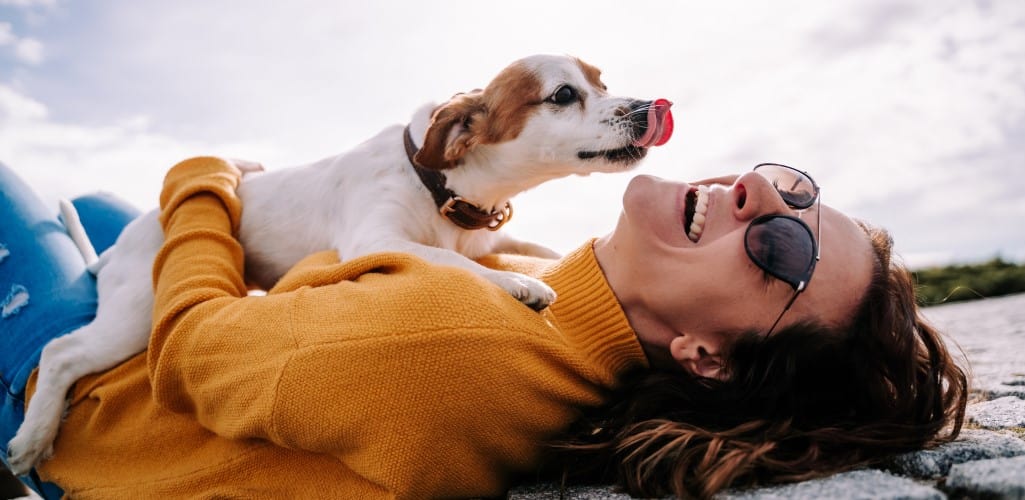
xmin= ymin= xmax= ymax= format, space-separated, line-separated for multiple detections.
xmin=687 ymin=185 xmax=709 ymax=243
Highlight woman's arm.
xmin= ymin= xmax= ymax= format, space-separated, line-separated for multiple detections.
xmin=148 ymin=157 xmax=283 ymax=437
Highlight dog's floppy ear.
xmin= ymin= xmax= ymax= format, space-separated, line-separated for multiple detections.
xmin=415 ymin=92 xmax=485 ymax=170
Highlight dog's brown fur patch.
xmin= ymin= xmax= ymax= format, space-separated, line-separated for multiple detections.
xmin=416 ymin=62 xmax=543 ymax=169
xmin=575 ymin=58 xmax=607 ymax=93
xmin=476 ymin=62 xmax=543 ymax=144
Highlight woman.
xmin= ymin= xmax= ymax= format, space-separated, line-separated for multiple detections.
xmin=1 ymin=158 xmax=965 ymax=498
xmin=545 ymin=176 xmax=969 ymax=497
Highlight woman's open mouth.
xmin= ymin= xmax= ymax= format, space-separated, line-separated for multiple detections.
xmin=683 ymin=185 xmax=709 ymax=243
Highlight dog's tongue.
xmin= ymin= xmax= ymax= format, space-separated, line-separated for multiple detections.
xmin=632 ymin=98 xmax=674 ymax=148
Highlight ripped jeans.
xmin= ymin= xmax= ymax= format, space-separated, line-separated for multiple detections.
xmin=0 ymin=162 xmax=138 ymax=498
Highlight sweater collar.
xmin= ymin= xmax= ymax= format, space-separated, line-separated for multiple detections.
xmin=540 ymin=241 xmax=649 ymax=384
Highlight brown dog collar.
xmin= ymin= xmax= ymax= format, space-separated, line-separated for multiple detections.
xmin=403 ymin=125 xmax=512 ymax=231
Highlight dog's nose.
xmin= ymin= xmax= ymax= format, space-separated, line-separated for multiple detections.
xmin=626 ymin=99 xmax=654 ymax=136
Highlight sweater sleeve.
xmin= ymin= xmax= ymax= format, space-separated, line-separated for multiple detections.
xmin=149 ymin=157 xmax=281 ymax=436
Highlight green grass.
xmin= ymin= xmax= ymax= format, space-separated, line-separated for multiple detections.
xmin=913 ymin=257 xmax=1025 ymax=306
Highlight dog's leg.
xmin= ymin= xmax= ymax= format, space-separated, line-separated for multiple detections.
xmin=351 ymin=239 xmax=557 ymax=310
xmin=7 ymin=216 xmax=159 ymax=475
xmin=6 ymin=281 xmax=153 ymax=475
xmin=489 ymin=233 xmax=562 ymax=259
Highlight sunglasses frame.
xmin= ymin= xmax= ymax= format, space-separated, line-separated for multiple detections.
xmin=747 ymin=163 xmax=822 ymax=336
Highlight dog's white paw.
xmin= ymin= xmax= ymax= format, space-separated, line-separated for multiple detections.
xmin=6 ymin=425 xmax=56 ymax=476
xmin=489 ymin=271 xmax=557 ymax=310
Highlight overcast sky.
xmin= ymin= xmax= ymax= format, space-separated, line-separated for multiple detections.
xmin=1 ymin=0 xmax=1022 ymax=268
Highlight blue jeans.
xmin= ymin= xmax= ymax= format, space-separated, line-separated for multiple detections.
xmin=0 ymin=162 xmax=139 ymax=498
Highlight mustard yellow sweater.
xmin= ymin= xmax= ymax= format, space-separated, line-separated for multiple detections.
xmin=30 ymin=157 xmax=648 ymax=499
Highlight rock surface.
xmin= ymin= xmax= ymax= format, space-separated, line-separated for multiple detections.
xmin=885 ymin=429 xmax=1025 ymax=478
xmin=718 ymin=470 xmax=946 ymax=500
xmin=511 ymin=470 xmax=948 ymax=499
xmin=969 ymin=396 xmax=1025 ymax=428
xmin=946 ymin=455 xmax=1025 ymax=499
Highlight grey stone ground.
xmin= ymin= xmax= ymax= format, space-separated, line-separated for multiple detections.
xmin=509 ymin=293 xmax=1025 ymax=499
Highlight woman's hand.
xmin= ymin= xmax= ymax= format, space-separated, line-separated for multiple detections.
xmin=228 ymin=158 xmax=265 ymax=177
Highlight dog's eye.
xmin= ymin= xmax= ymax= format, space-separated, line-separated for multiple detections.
xmin=548 ymin=85 xmax=578 ymax=105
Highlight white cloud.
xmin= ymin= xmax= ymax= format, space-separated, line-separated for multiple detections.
xmin=0 ymin=0 xmax=57 ymax=7
xmin=0 ymin=84 xmax=47 ymax=120
xmin=14 ymin=36 xmax=43 ymax=64
xmin=902 ymin=251 xmax=956 ymax=270
xmin=0 ymin=20 xmax=46 ymax=64
xmin=0 ymin=84 xmax=279 ymax=212
xmin=0 ymin=22 xmax=14 ymax=45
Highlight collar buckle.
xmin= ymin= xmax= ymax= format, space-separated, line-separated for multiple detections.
xmin=439 ymin=197 xmax=513 ymax=231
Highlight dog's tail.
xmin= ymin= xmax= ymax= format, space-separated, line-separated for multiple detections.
xmin=59 ymin=198 xmax=100 ymax=269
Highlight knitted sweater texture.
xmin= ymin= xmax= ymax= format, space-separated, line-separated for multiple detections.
xmin=31 ymin=157 xmax=648 ymax=499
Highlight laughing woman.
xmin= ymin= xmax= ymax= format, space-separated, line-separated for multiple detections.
xmin=1 ymin=158 xmax=965 ymax=499
xmin=544 ymin=173 xmax=968 ymax=497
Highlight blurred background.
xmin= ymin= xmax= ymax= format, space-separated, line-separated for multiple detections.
xmin=1 ymin=0 xmax=1023 ymax=270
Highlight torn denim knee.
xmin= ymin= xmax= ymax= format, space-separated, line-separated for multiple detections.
xmin=2 ymin=284 xmax=29 ymax=318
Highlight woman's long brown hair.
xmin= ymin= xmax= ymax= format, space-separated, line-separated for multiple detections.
xmin=545 ymin=223 xmax=968 ymax=498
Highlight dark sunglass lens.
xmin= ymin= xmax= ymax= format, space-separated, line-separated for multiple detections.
xmin=745 ymin=216 xmax=816 ymax=288
xmin=755 ymin=164 xmax=817 ymax=209
xmin=781 ymin=189 xmax=817 ymax=209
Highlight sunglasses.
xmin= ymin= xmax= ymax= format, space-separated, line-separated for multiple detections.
xmin=744 ymin=163 xmax=821 ymax=336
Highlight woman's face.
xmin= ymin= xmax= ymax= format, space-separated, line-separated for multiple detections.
xmin=594 ymin=170 xmax=873 ymax=378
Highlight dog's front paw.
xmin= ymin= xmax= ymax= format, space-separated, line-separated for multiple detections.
xmin=489 ymin=271 xmax=557 ymax=310
xmin=6 ymin=428 xmax=54 ymax=476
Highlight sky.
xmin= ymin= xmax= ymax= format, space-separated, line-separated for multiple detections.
xmin=1 ymin=0 xmax=1023 ymax=269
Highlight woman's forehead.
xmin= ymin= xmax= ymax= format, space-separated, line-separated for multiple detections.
xmin=801 ymin=204 xmax=874 ymax=325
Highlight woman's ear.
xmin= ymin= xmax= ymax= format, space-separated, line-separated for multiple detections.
xmin=670 ymin=335 xmax=725 ymax=380
xmin=415 ymin=92 xmax=485 ymax=170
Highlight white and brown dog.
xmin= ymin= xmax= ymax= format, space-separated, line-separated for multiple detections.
xmin=6 ymin=54 xmax=673 ymax=474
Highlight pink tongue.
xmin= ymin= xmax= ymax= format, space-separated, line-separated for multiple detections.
xmin=632 ymin=98 xmax=674 ymax=148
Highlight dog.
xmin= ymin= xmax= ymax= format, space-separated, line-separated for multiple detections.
xmin=6 ymin=54 xmax=673 ymax=475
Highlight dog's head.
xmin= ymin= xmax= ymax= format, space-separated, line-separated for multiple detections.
xmin=414 ymin=54 xmax=672 ymax=177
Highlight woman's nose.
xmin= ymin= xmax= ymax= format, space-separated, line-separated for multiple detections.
xmin=730 ymin=171 xmax=792 ymax=221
